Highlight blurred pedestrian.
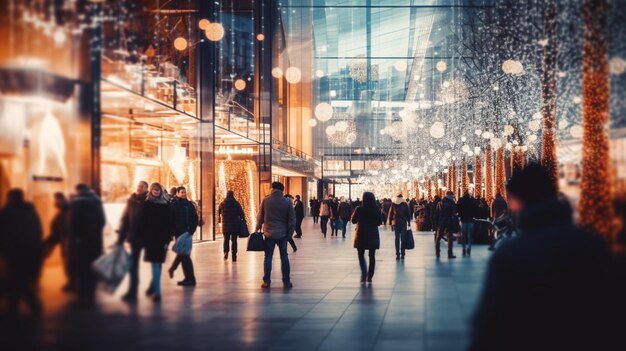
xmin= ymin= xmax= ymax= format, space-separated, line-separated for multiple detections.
xmin=256 ymin=182 xmax=295 ymax=289
xmin=294 ymin=195 xmax=304 ymax=238
xmin=329 ymin=195 xmax=339 ymax=236
xmin=168 ymin=186 xmax=199 ymax=286
xmin=457 ymin=191 xmax=479 ymax=256
xmin=310 ymin=197 xmax=320 ymax=224
xmin=138 ymin=183 xmax=171 ymax=303
xmin=44 ymin=192 xmax=73 ymax=292
xmin=470 ymin=164 xmax=613 ymax=351
xmin=338 ymin=197 xmax=352 ymax=238
xmin=434 ymin=191 xmax=457 ymax=259
xmin=319 ymin=195 xmax=331 ymax=237
xmin=118 ymin=181 xmax=148 ymax=303
xmin=388 ymin=194 xmax=411 ymax=260
xmin=283 ymin=194 xmax=298 ymax=251
xmin=352 ymin=192 xmax=382 ymax=284
xmin=0 ymin=189 xmax=43 ymax=316
xmin=69 ymin=184 xmax=106 ymax=308
xmin=218 ymin=190 xmax=245 ymax=262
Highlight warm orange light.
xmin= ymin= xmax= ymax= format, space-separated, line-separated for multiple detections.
xmin=234 ymin=79 xmax=246 ymax=91
xmin=173 ymin=37 xmax=188 ymax=51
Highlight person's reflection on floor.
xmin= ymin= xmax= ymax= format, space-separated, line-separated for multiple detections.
xmin=0 ymin=188 xmax=44 ymax=317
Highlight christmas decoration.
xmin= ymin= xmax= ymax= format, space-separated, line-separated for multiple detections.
xmin=540 ymin=0 xmax=559 ymax=190
xmin=427 ymin=177 xmax=433 ymax=202
xmin=485 ymin=145 xmax=494 ymax=205
xmin=475 ymin=154 xmax=483 ymax=198
xmin=495 ymin=147 xmax=506 ymax=197
xmin=462 ymin=158 xmax=469 ymax=195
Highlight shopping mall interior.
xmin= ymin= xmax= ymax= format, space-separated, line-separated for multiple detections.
xmin=1 ymin=0 xmax=626 ymax=350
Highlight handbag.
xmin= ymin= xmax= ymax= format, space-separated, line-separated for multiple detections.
xmin=404 ymin=229 xmax=415 ymax=250
xmin=247 ymin=231 xmax=265 ymax=251
xmin=238 ymin=220 xmax=250 ymax=238
xmin=92 ymin=244 xmax=131 ymax=294
xmin=172 ymin=232 xmax=193 ymax=255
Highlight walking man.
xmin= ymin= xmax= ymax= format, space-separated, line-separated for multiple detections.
xmin=388 ymin=194 xmax=411 ymax=260
xmin=256 ymin=182 xmax=296 ymax=289
xmin=218 ymin=190 xmax=245 ymax=262
xmin=294 ymin=195 xmax=304 ymax=238
xmin=457 ymin=191 xmax=479 ymax=256
xmin=434 ymin=191 xmax=457 ymax=259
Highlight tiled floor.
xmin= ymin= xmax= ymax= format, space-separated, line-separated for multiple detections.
xmin=8 ymin=219 xmax=491 ymax=351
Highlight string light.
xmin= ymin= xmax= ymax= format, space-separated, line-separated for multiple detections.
xmin=427 ymin=177 xmax=433 ymax=201
xmin=217 ymin=160 xmax=259 ymax=231
xmin=475 ymin=153 xmax=483 ymax=197
xmin=495 ymin=147 xmax=506 ymax=197
xmin=485 ymin=145 xmax=494 ymax=206
xmin=462 ymin=158 xmax=469 ymax=195
xmin=578 ymin=0 xmax=615 ymax=237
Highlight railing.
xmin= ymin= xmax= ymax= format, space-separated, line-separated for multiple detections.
xmin=271 ymin=138 xmax=315 ymax=162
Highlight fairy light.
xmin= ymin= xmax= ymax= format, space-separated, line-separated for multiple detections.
xmin=427 ymin=177 xmax=433 ymax=202
xmin=216 ymin=161 xmax=259 ymax=232
xmin=475 ymin=154 xmax=483 ymax=197
xmin=541 ymin=0 xmax=559 ymax=190
xmin=452 ymin=163 xmax=458 ymax=198
xmin=462 ymin=158 xmax=469 ymax=195
xmin=511 ymin=147 xmax=525 ymax=175
xmin=579 ymin=0 xmax=615 ymax=237
xmin=485 ymin=145 xmax=494 ymax=205
xmin=495 ymin=147 xmax=506 ymax=197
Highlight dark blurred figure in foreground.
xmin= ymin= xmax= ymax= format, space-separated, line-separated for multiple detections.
xmin=0 ymin=189 xmax=44 ymax=317
xmin=44 ymin=192 xmax=73 ymax=292
xmin=470 ymin=164 xmax=614 ymax=351
xmin=69 ymin=184 xmax=106 ymax=308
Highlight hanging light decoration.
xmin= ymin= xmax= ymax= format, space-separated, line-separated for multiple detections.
xmin=436 ymin=61 xmax=447 ymax=72
xmin=570 ymin=124 xmax=583 ymax=138
xmin=394 ymin=60 xmax=408 ymax=72
xmin=308 ymin=119 xmax=318 ymax=127
xmin=475 ymin=154 xmax=483 ymax=197
xmin=609 ymin=57 xmax=626 ymax=75
xmin=285 ymin=67 xmax=302 ymax=84
xmin=495 ymin=147 xmax=506 ymax=197
xmin=271 ymin=67 xmax=283 ymax=79
xmin=256 ymin=33 xmax=265 ymax=41
xmin=325 ymin=125 xmax=337 ymax=136
xmin=501 ymin=59 xmax=524 ymax=75
xmin=504 ymin=125 xmax=514 ymax=136
xmin=205 ymin=22 xmax=225 ymax=41
xmin=234 ymin=79 xmax=246 ymax=91
xmin=485 ymin=145 xmax=494 ymax=205
xmin=174 ymin=37 xmax=188 ymax=51
xmin=314 ymin=103 xmax=333 ymax=121
xmin=440 ymin=79 xmax=470 ymax=104
xmin=198 ymin=19 xmax=211 ymax=30
xmin=528 ymin=119 xmax=541 ymax=132
xmin=430 ymin=122 xmax=445 ymax=139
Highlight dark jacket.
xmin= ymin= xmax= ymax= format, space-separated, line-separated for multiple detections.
xmin=170 ymin=197 xmax=199 ymax=238
xmin=310 ymin=200 xmax=320 ymax=216
xmin=338 ymin=202 xmax=352 ymax=221
xmin=329 ymin=200 xmax=339 ymax=219
xmin=117 ymin=192 xmax=147 ymax=244
xmin=470 ymin=199 xmax=613 ymax=351
xmin=491 ymin=195 xmax=508 ymax=219
xmin=219 ymin=196 xmax=245 ymax=235
xmin=0 ymin=201 xmax=44 ymax=274
xmin=69 ymin=190 xmax=105 ymax=262
xmin=457 ymin=194 xmax=479 ymax=223
xmin=382 ymin=200 xmax=392 ymax=215
xmin=294 ymin=199 xmax=305 ymax=219
xmin=435 ymin=196 xmax=457 ymax=231
xmin=256 ymin=189 xmax=296 ymax=240
xmin=44 ymin=205 xmax=70 ymax=257
xmin=352 ymin=206 xmax=382 ymax=250
xmin=138 ymin=201 xmax=171 ymax=263
xmin=388 ymin=200 xmax=411 ymax=227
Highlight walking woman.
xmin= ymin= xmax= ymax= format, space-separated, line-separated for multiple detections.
xmin=352 ymin=192 xmax=382 ymax=284
xmin=218 ymin=190 xmax=246 ymax=262
xmin=138 ymin=182 xmax=171 ymax=302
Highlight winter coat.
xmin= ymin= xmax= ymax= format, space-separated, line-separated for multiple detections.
xmin=69 ymin=191 xmax=106 ymax=263
xmin=295 ymin=199 xmax=305 ymax=219
xmin=352 ymin=206 xmax=381 ymax=250
xmin=329 ymin=200 xmax=339 ymax=219
xmin=118 ymin=192 xmax=147 ymax=244
xmin=457 ymin=195 xmax=479 ymax=223
xmin=382 ymin=200 xmax=392 ymax=215
xmin=435 ymin=196 xmax=458 ymax=231
xmin=338 ymin=202 xmax=353 ymax=221
xmin=45 ymin=205 xmax=70 ymax=259
xmin=470 ymin=198 xmax=613 ymax=351
xmin=310 ymin=200 xmax=320 ymax=216
xmin=388 ymin=198 xmax=411 ymax=227
xmin=256 ymin=189 xmax=296 ymax=240
xmin=170 ymin=198 xmax=199 ymax=238
xmin=491 ymin=195 xmax=508 ymax=219
xmin=0 ymin=201 xmax=44 ymax=278
xmin=219 ymin=196 xmax=245 ymax=235
xmin=138 ymin=201 xmax=171 ymax=263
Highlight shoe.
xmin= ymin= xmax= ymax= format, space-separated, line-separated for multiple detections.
xmin=177 ymin=280 xmax=196 ymax=287
xmin=360 ymin=276 xmax=367 ymax=284
xmin=342 ymin=235 xmax=346 ymax=238
xmin=261 ymin=281 xmax=271 ymax=289
xmin=323 ymin=234 xmax=326 ymax=238
xmin=168 ymin=268 xmax=174 ymax=279
xmin=401 ymin=255 xmax=405 ymax=260
xmin=462 ymin=249 xmax=466 ymax=256
xmin=121 ymin=293 xmax=137 ymax=304
xmin=152 ymin=294 xmax=161 ymax=303
xmin=367 ymin=277 xmax=373 ymax=283
xmin=145 ymin=285 xmax=155 ymax=296
xmin=293 ymin=247 xmax=298 ymax=252
xmin=232 ymin=254 xmax=237 ymax=262
xmin=224 ymin=252 xmax=229 ymax=260
xmin=448 ymin=254 xmax=457 ymax=259
xmin=283 ymin=281 xmax=293 ymax=289
xmin=396 ymin=254 xmax=400 ymax=261
xmin=467 ymin=249 xmax=471 ymax=256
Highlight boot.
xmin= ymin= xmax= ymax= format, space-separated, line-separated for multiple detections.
xmin=462 ymin=249 xmax=466 ymax=256
xmin=232 ymin=253 xmax=237 ymax=262
xmin=224 ymin=252 xmax=229 ymax=260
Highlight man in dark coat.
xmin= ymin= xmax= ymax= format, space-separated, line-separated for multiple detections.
xmin=309 ymin=197 xmax=320 ymax=224
xmin=218 ymin=190 xmax=245 ymax=261
xmin=329 ymin=195 xmax=340 ymax=236
xmin=337 ymin=197 xmax=352 ymax=238
xmin=117 ymin=181 xmax=148 ymax=303
xmin=434 ymin=192 xmax=457 ymax=259
xmin=388 ymin=194 xmax=411 ymax=260
xmin=491 ymin=193 xmax=508 ymax=219
xmin=429 ymin=196 xmax=441 ymax=232
xmin=169 ymin=187 xmax=199 ymax=286
xmin=457 ymin=191 xmax=479 ymax=256
xmin=294 ymin=195 xmax=305 ymax=238
xmin=470 ymin=164 xmax=614 ymax=351
xmin=69 ymin=184 xmax=106 ymax=308
xmin=44 ymin=192 xmax=73 ymax=292
xmin=0 ymin=189 xmax=44 ymax=316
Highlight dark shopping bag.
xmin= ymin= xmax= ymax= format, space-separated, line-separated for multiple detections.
xmin=404 ymin=229 xmax=415 ymax=250
xmin=173 ymin=232 xmax=193 ymax=255
xmin=238 ymin=220 xmax=250 ymax=238
xmin=247 ymin=232 xmax=265 ymax=251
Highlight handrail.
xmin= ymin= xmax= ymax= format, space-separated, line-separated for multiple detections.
xmin=271 ymin=138 xmax=316 ymax=162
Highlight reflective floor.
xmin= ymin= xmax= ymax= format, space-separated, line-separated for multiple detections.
xmin=9 ymin=219 xmax=490 ymax=351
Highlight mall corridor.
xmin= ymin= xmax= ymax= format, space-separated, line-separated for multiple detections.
xmin=18 ymin=219 xmax=487 ymax=351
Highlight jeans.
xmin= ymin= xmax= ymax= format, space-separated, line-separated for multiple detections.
xmin=330 ymin=217 xmax=337 ymax=235
xmin=340 ymin=218 xmax=348 ymax=237
xmin=295 ymin=217 xmax=303 ymax=237
xmin=394 ymin=225 xmax=407 ymax=256
xmin=170 ymin=254 xmax=196 ymax=282
xmin=461 ymin=222 xmax=474 ymax=251
xmin=263 ymin=237 xmax=290 ymax=283
xmin=223 ymin=233 xmax=238 ymax=254
xmin=126 ymin=243 xmax=142 ymax=296
xmin=320 ymin=216 xmax=329 ymax=235
xmin=357 ymin=249 xmax=376 ymax=280
xmin=151 ymin=263 xmax=162 ymax=295
xmin=313 ymin=215 xmax=319 ymax=224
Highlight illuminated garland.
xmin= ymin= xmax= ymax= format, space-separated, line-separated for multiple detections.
xmin=452 ymin=163 xmax=458 ymax=198
xmin=485 ymin=145 xmax=494 ymax=206
xmin=541 ymin=0 xmax=560 ymax=190
xmin=475 ymin=154 xmax=483 ymax=198
xmin=462 ymin=158 xmax=469 ymax=195
xmin=414 ymin=180 xmax=420 ymax=200
xmin=495 ymin=147 xmax=506 ymax=197
xmin=448 ymin=165 xmax=453 ymax=194
xmin=579 ymin=0 xmax=615 ymax=237
xmin=216 ymin=160 xmax=259 ymax=231
xmin=511 ymin=148 xmax=525 ymax=175
xmin=427 ymin=177 xmax=433 ymax=202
